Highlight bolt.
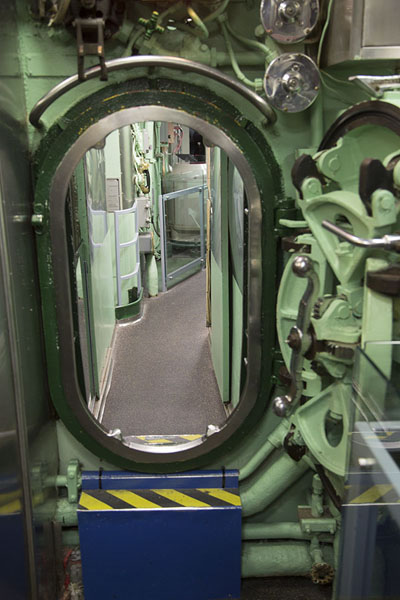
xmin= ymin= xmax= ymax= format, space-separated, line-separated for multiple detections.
xmin=302 ymin=177 xmax=322 ymax=198
xmin=336 ymin=303 xmax=351 ymax=320
xmin=328 ymin=156 xmax=340 ymax=173
xmin=376 ymin=191 xmax=394 ymax=212
xmin=200 ymin=44 xmax=208 ymax=52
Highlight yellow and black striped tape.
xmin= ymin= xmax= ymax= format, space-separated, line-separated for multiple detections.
xmin=134 ymin=435 xmax=203 ymax=446
xmin=79 ymin=488 xmax=241 ymax=511
xmin=346 ymin=483 xmax=399 ymax=505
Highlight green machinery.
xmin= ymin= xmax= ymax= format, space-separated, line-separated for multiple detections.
xmin=2 ymin=0 xmax=400 ymax=598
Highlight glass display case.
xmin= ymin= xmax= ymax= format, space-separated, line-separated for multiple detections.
xmin=336 ymin=343 xmax=400 ymax=600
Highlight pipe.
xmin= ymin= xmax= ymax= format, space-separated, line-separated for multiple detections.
xmin=240 ymin=453 xmax=309 ymax=517
xmin=187 ymin=5 xmax=209 ymax=39
xmin=322 ymin=220 xmax=400 ymax=251
xmin=239 ymin=420 xmax=290 ymax=481
xmin=119 ymin=126 xmax=135 ymax=209
xmin=224 ymin=21 xmax=279 ymax=63
xmin=220 ymin=21 xmax=258 ymax=89
xmin=242 ymin=522 xmax=308 ymax=541
xmin=203 ymin=0 xmax=230 ymax=23
xmin=157 ymin=0 xmax=184 ymax=26
xmin=29 ymin=56 xmax=276 ymax=128
xmin=242 ymin=541 xmax=313 ymax=577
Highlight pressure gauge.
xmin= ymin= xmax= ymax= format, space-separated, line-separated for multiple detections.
xmin=264 ymin=53 xmax=320 ymax=113
xmin=260 ymin=0 xmax=319 ymax=44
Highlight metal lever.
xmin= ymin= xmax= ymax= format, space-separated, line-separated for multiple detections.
xmin=273 ymin=255 xmax=320 ymax=417
xmin=322 ymin=220 xmax=400 ymax=252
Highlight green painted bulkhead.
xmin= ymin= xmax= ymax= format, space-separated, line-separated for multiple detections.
xmin=3 ymin=0 xmax=400 ymax=595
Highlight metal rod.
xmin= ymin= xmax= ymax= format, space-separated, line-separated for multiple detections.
xmin=322 ymin=219 xmax=400 ymax=250
xmin=168 ymin=257 xmax=203 ymax=281
xmin=199 ymin=186 xmax=205 ymax=266
xmin=164 ymin=184 xmax=206 ymax=200
xmin=159 ymin=194 xmax=167 ymax=293
xmin=118 ymin=126 xmax=135 ymax=209
xmin=29 ymin=56 xmax=276 ymax=127
xmin=114 ymin=211 xmax=122 ymax=306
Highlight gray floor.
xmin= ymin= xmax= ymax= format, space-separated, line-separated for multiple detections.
xmin=102 ymin=270 xmax=226 ymax=436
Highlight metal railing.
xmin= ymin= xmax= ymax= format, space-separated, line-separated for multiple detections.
xmin=114 ymin=202 xmax=141 ymax=307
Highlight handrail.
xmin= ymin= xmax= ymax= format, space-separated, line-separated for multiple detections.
xmin=29 ymin=55 xmax=276 ymax=127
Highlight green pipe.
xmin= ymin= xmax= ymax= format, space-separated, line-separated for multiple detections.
xmin=240 ymin=453 xmax=309 ymax=517
xmin=225 ymin=21 xmax=279 ymax=63
xmin=242 ymin=541 xmax=313 ymax=577
xmin=219 ymin=21 xmax=258 ymax=89
xmin=242 ymin=522 xmax=308 ymax=541
xmin=119 ymin=126 xmax=135 ymax=209
xmin=54 ymin=499 xmax=78 ymax=527
xmin=204 ymin=0 xmax=230 ymax=23
xmin=187 ymin=5 xmax=209 ymax=39
xmin=239 ymin=420 xmax=290 ymax=481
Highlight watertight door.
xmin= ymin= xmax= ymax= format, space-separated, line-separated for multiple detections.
xmin=209 ymin=147 xmax=230 ymax=403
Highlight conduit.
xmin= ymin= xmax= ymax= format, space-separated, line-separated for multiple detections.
xmin=242 ymin=522 xmax=308 ymax=541
xmin=242 ymin=541 xmax=313 ymax=577
xmin=239 ymin=420 xmax=289 ymax=481
xmin=240 ymin=453 xmax=309 ymax=517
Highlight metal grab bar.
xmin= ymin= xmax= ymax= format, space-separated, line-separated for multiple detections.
xmin=29 ymin=55 xmax=276 ymax=128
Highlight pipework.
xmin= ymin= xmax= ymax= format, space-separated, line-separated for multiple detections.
xmin=240 ymin=452 xmax=309 ymax=517
xmin=239 ymin=419 xmax=290 ymax=481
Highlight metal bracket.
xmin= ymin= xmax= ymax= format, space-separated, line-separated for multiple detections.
xmin=74 ymin=18 xmax=107 ymax=81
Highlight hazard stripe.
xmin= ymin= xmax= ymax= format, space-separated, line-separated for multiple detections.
xmin=142 ymin=438 xmax=175 ymax=445
xmin=108 ymin=490 xmax=162 ymax=509
xmin=154 ymin=489 xmax=210 ymax=508
xmin=0 ymin=498 xmax=22 ymax=515
xmin=349 ymin=484 xmax=395 ymax=504
xmin=78 ymin=488 xmax=241 ymax=511
xmin=79 ymin=493 xmax=113 ymax=511
xmin=134 ymin=435 xmax=202 ymax=445
xmin=199 ymin=488 xmax=242 ymax=506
